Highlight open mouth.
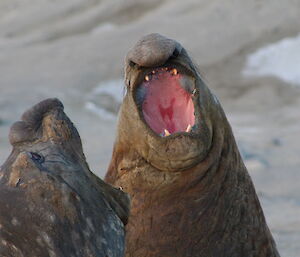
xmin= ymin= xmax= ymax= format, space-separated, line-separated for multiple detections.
xmin=135 ymin=66 xmax=196 ymax=137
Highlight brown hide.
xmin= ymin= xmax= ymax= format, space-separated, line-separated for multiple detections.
xmin=0 ymin=98 xmax=129 ymax=257
xmin=105 ymin=34 xmax=280 ymax=257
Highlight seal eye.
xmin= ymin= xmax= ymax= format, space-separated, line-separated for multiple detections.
xmin=30 ymin=152 xmax=44 ymax=163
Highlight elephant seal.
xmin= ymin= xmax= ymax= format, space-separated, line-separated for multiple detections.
xmin=0 ymin=98 xmax=130 ymax=257
xmin=105 ymin=34 xmax=280 ymax=257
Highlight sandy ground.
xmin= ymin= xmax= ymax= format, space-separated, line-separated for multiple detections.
xmin=0 ymin=0 xmax=299 ymax=256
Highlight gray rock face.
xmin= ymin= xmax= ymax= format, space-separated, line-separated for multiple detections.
xmin=0 ymin=98 xmax=130 ymax=257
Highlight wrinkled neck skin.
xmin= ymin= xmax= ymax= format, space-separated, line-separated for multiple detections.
xmin=108 ymin=102 xmax=279 ymax=257
xmin=105 ymin=34 xmax=279 ymax=257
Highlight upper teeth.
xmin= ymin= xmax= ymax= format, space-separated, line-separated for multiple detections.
xmin=171 ymin=68 xmax=178 ymax=75
xmin=144 ymin=68 xmax=179 ymax=82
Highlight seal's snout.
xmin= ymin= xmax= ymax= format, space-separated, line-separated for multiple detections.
xmin=9 ymin=98 xmax=65 ymax=145
xmin=21 ymin=98 xmax=63 ymax=127
xmin=126 ymin=33 xmax=182 ymax=67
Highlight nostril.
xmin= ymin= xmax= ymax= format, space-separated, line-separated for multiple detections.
xmin=171 ymin=48 xmax=180 ymax=59
xmin=29 ymin=152 xmax=44 ymax=164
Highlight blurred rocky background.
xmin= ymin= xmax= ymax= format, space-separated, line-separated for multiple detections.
xmin=0 ymin=0 xmax=299 ymax=255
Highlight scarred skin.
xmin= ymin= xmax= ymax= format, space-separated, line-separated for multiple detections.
xmin=105 ymin=34 xmax=280 ymax=257
xmin=0 ymin=98 xmax=129 ymax=257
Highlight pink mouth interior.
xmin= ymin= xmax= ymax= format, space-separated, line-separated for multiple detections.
xmin=141 ymin=70 xmax=195 ymax=135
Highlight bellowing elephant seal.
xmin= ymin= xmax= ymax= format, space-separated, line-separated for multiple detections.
xmin=105 ymin=34 xmax=280 ymax=257
xmin=0 ymin=98 xmax=130 ymax=257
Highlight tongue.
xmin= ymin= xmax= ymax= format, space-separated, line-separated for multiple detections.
xmin=141 ymin=72 xmax=195 ymax=135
